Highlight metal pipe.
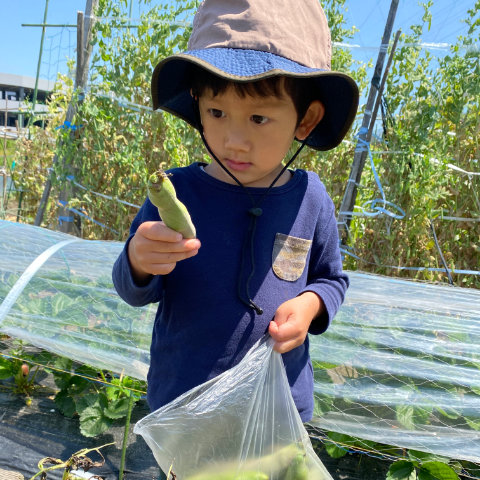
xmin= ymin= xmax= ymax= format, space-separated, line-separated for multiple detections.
xmin=29 ymin=0 xmax=50 ymax=128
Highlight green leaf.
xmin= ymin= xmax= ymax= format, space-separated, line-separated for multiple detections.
xmin=459 ymin=460 xmax=480 ymax=478
xmin=51 ymin=294 xmax=77 ymax=316
xmin=103 ymin=397 xmax=131 ymax=419
xmin=436 ymin=406 xmax=460 ymax=420
xmin=79 ymin=405 xmax=113 ymax=437
xmin=465 ymin=417 xmax=480 ymax=431
xmin=312 ymin=360 xmax=339 ymax=370
xmin=76 ymin=364 xmax=101 ymax=379
xmin=387 ymin=460 xmax=417 ymax=480
xmin=325 ymin=441 xmax=347 ymax=459
xmin=313 ymin=394 xmax=334 ymax=417
xmin=54 ymin=389 xmax=77 ymax=418
xmin=418 ymin=462 xmax=460 ymax=480
xmin=0 ymin=357 xmax=15 ymax=379
xmin=56 ymin=374 xmax=91 ymax=395
xmin=408 ymin=450 xmax=449 ymax=464
xmin=76 ymin=392 xmax=108 ymax=413
xmin=325 ymin=433 xmax=350 ymax=459
xmin=396 ymin=404 xmax=432 ymax=430
xmin=0 ymin=365 xmax=12 ymax=380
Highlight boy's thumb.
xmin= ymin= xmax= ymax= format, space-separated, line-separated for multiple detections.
xmin=268 ymin=320 xmax=279 ymax=338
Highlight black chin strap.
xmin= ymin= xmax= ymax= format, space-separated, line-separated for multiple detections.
xmin=194 ymin=99 xmax=309 ymax=315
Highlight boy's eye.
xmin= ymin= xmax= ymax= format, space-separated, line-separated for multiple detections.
xmin=208 ymin=108 xmax=225 ymax=119
xmin=251 ymin=115 xmax=268 ymax=125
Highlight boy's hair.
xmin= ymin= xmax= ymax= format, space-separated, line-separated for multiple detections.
xmin=189 ymin=65 xmax=319 ymax=127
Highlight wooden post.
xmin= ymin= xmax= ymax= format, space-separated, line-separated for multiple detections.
xmin=34 ymin=0 xmax=99 ymax=230
xmin=337 ymin=0 xmax=400 ymax=246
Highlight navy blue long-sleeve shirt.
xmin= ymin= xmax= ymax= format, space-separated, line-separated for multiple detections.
xmin=112 ymin=162 xmax=348 ymax=421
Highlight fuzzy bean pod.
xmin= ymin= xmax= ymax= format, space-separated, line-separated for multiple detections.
xmin=284 ymin=452 xmax=309 ymax=480
xmin=147 ymin=169 xmax=196 ymax=239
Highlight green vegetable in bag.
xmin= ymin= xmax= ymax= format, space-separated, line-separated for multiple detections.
xmin=184 ymin=443 xmax=309 ymax=480
xmin=284 ymin=452 xmax=308 ymax=480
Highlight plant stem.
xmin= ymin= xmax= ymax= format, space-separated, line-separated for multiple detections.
xmin=30 ymin=365 xmax=41 ymax=384
xmin=29 ymin=443 xmax=114 ymax=480
xmin=119 ymin=393 xmax=135 ymax=480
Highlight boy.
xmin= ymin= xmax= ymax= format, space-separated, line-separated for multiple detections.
xmin=113 ymin=0 xmax=358 ymax=429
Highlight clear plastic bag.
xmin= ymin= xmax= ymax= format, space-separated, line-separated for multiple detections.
xmin=134 ymin=335 xmax=332 ymax=480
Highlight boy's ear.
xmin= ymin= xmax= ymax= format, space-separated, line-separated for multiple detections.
xmin=295 ymin=100 xmax=325 ymax=140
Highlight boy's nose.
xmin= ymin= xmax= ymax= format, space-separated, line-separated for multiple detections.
xmin=224 ymin=126 xmax=250 ymax=152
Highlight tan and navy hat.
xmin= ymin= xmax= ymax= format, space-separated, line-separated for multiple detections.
xmin=151 ymin=0 xmax=359 ymax=151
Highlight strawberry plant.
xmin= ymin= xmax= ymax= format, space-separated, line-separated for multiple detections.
xmin=387 ymin=459 xmax=460 ymax=480
xmin=49 ymin=356 xmax=144 ymax=437
xmin=0 ymin=339 xmax=46 ymax=404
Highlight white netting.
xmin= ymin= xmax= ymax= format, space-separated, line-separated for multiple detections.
xmin=0 ymin=219 xmax=479 ymax=463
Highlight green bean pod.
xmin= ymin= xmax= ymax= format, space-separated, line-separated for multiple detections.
xmin=147 ymin=169 xmax=196 ymax=239
xmin=284 ymin=452 xmax=308 ymax=480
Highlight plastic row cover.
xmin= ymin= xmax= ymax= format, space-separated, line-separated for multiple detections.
xmin=0 ymin=220 xmax=153 ymax=380
xmin=311 ymin=271 xmax=480 ymax=463
xmin=0 ymin=220 xmax=479 ymax=462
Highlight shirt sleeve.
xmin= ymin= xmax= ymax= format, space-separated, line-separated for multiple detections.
xmin=300 ymin=197 xmax=349 ymax=335
xmin=111 ymin=199 xmax=164 ymax=307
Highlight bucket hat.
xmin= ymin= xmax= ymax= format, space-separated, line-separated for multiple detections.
xmin=151 ymin=0 xmax=359 ymax=151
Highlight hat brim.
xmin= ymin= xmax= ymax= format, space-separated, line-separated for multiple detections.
xmin=151 ymin=49 xmax=359 ymax=151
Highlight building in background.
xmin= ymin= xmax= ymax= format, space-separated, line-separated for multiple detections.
xmin=0 ymin=72 xmax=54 ymax=137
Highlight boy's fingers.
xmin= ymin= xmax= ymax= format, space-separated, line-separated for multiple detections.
xmin=136 ymin=223 xmax=201 ymax=252
xmin=268 ymin=320 xmax=279 ymax=337
xmin=270 ymin=307 xmax=297 ymax=340
xmin=149 ymin=262 xmax=177 ymax=276
xmin=183 ymin=238 xmax=202 ymax=251
xmin=269 ymin=321 xmax=304 ymax=353
xmin=273 ymin=340 xmax=296 ymax=354
xmin=145 ymin=248 xmax=200 ymax=275
xmin=271 ymin=305 xmax=292 ymax=329
xmin=141 ymin=221 xmax=183 ymax=242
xmin=154 ymin=221 xmax=185 ymax=241
xmin=149 ymin=248 xmax=199 ymax=264
xmin=147 ymin=237 xmax=201 ymax=253
xmin=269 ymin=318 xmax=294 ymax=341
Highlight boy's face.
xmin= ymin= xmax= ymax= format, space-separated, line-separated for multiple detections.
xmin=198 ymin=85 xmax=310 ymax=188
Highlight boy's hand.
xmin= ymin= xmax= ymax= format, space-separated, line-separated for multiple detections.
xmin=128 ymin=221 xmax=201 ymax=284
xmin=268 ymin=292 xmax=324 ymax=353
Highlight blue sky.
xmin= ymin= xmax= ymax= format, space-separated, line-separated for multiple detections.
xmin=0 ymin=0 xmax=474 ymax=81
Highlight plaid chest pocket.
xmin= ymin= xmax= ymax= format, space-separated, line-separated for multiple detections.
xmin=272 ymin=233 xmax=312 ymax=282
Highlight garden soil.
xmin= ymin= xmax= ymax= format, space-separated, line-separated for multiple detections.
xmin=0 ymin=372 xmax=159 ymax=480
xmin=0 ymin=374 xmax=392 ymax=480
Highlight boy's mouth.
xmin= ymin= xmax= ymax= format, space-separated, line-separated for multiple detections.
xmin=226 ymin=159 xmax=252 ymax=172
